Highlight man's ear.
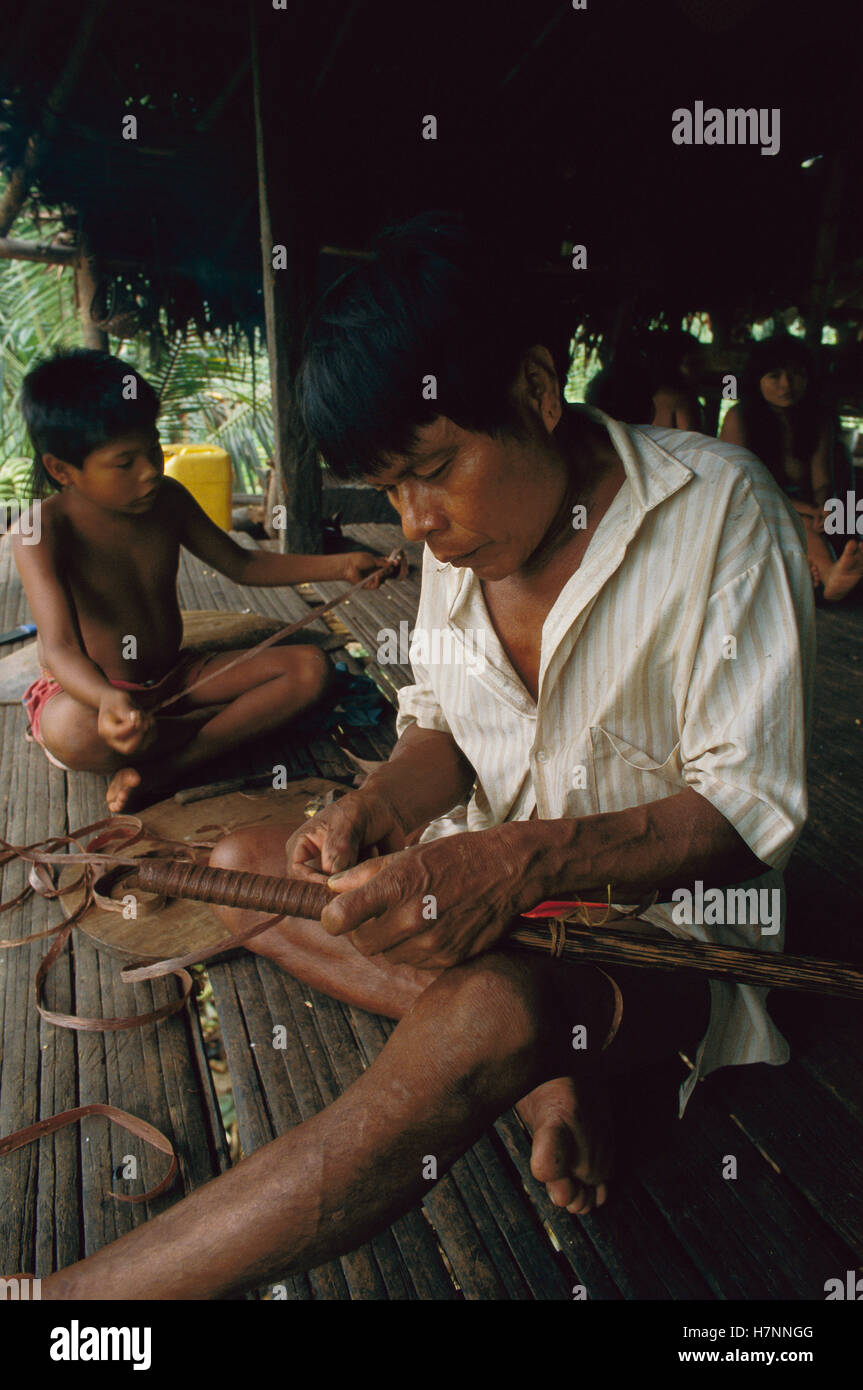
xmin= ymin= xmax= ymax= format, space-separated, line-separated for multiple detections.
xmin=521 ymin=345 xmax=562 ymax=432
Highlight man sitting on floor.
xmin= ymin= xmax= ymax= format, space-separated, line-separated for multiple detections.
xmin=39 ymin=214 xmax=813 ymax=1300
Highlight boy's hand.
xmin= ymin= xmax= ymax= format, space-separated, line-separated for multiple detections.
xmin=97 ymin=690 xmax=154 ymax=756
xmin=340 ymin=551 xmax=392 ymax=588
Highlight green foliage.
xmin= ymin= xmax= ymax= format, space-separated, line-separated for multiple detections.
xmin=119 ymin=333 xmax=274 ymax=494
xmin=564 ymin=338 xmax=602 ymax=404
xmin=0 ymin=208 xmax=79 ymax=478
xmin=0 ymin=173 xmax=274 ymax=492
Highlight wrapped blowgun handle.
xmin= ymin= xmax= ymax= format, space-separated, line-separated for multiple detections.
xmin=130 ymin=859 xmax=334 ymax=919
xmin=126 ymin=859 xmax=863 ymax=1000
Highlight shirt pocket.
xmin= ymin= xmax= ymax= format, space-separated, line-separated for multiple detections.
xmin=589 ymin=725 xmax=683 ymax=814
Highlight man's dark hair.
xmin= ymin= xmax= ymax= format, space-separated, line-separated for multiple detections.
xmin=19 ymin=349 xmax=160 ymax=497
xmin=296 ymin=211 xmax=568 ymax=480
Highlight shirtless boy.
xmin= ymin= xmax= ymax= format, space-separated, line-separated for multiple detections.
xmin=11 ymin=350 xmax=390 ymax=811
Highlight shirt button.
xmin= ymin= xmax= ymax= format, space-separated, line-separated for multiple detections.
xmin=535 ymin=748 xmax=548 ymax=763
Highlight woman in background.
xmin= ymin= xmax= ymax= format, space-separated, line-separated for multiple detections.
xmin=721 ymin=338 xmax=862 ymax=601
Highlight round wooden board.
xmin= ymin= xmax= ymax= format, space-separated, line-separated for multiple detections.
xmin=60 ymin=778 xmax=347 ymax=962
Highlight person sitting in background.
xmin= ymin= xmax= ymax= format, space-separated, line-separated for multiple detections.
xmin=720 ymin=337 xmax=863 ymax=601
xmin=584 ymin=355 xmax=656 ymax=425
xmin=644 ymin=330 xmax=706 ymax=432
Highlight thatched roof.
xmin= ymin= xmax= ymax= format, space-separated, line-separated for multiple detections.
xmin=1 ymin=0 xmax=861 ymax=347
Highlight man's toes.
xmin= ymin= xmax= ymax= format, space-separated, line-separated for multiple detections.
xmin=546 ymin=1174 xmax=584 ymax=1208
xmin=566 ymin=1190 xmax=592 ymax=1215
xmin=529 ymin=1120 xmax=576 ymax=1187
xmin=531 ymin=1122 xmax=604 ymax=1214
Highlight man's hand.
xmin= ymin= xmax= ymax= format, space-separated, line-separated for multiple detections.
xmin=285 ymin=789 xmax=408 ymax=884
xmin=97 ymin=689 xmax=154 ymax=756
xmin=319 ymin=828 xmax=528 ymax=969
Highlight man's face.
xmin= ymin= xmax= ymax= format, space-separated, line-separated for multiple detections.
xmin=364 ymin=410 xmax=567 ymax=581
xmin=49 ymin=429 xmax=164 ymax=515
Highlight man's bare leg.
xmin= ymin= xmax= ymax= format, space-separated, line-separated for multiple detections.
xmin=203 ymin=827 xmax=614 ymax=1215
xmin=41 ymin=938 xmax=610 ymax=1300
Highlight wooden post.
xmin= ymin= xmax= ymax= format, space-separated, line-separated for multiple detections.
xmin=806 ymin=153 xmax=844 ymax=351
xmin=75 ymin=228 xmax=108 ymax=351
xmin=250 ymin=5 xmax=321 ymax=554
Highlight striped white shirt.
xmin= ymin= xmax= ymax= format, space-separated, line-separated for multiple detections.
xmin=395 ymin=407 xmax=816 ymax=1116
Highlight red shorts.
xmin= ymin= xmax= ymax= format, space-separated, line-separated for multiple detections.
xmin=22 ymin=648 xmax=218 ymax=771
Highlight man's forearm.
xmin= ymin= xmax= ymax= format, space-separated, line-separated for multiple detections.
xmin=504 ymin=788 xmax=767 ymax=909
xmin=361 ymin=725 xmax=476 ymax=837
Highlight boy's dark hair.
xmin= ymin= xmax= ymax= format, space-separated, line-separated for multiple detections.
xmin=19 ymin=349 xmax=160 ymax=497
xmin=296 ymin=211 xmax=569 ymax=481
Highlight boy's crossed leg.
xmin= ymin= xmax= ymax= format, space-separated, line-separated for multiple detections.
xmin=39 ymin=644 xmax=331 ymax=811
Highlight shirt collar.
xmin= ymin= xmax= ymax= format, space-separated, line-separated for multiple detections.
xmin=440 ymin=405 xmax=695 ymax=621
xmin=580 ymin=405 xmax=694 ymax=516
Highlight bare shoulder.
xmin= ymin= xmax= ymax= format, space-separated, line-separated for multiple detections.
xmin=718 ymin=402 xmax=745 ymax=443
xmin=157 ymin=474 xmax=194 ymax=525
xmin=159 ymin=475 xmax=191 ymax=506
xmin=10 ymin=493 xmax=65 ymax=561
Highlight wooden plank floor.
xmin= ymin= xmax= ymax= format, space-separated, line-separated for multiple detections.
xmin=1 ymin=525 xmax=861 ymax=1298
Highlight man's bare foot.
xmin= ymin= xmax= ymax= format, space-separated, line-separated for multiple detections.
xmin=824 ymin=539 xmax=863 ymax=602
xmin=515 ymin=1073 xmax=614 ymax=1215
xmin=106 ymin=766 xmax=143 ymax=813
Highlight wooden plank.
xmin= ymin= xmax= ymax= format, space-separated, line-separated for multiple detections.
xmin=203 ymin=956 xmax=314 ymax=1300
xmin=254 ymin=965 xmax=397 ymax=1298
xmin=300 ymin=579 xmax=416 ymax=698
xmin=610 ymin=1066 xmax=859 ymax=1298
xmin=0 ymin=703 xmax=230 ymax=1278
xmin=700 ymin=1061 xmax=863 ymax=1260
xmin=65 ymin=768 xmax=228 ymax=1258
xmin=344 ymin=1003 xmax=572 ymax=1299
xmin=207 ymin=953 xmax=393 ymax=1298
xmin=0 ymin=704 xmax=81 ymax=1277
xmin=494 ymin=1073 xmax=714 ymax=1301
xmin=768 ymin=992 xmax=863 ymax=1124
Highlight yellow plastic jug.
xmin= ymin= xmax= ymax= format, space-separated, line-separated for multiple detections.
xmin=163 ymin=444 xmax=233 ymax=530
